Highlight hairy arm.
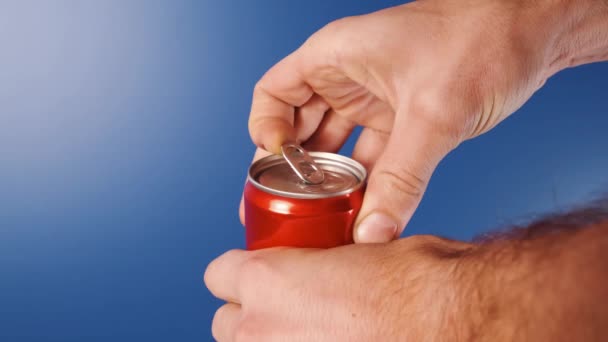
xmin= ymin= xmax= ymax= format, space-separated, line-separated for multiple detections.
xmin=456 ymin=203 xmax=608 ymax=340
xmin=205 ymin=200 xmax=608 ymax=341
xmin=452 ymin=2 xmax=608 ymax=336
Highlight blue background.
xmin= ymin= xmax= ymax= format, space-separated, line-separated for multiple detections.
xmin=0 ymin=1 xmax=606 ymax=341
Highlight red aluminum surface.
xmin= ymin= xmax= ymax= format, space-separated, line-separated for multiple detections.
xmin=244 ymin=181 xmax=364 ymax=250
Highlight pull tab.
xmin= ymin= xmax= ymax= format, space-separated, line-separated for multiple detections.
xmin=281 ymin=143 xmax=325 ymax=185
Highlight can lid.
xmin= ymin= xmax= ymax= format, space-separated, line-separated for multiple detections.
xmin=248 ymin=152 xmax=366 ymax=199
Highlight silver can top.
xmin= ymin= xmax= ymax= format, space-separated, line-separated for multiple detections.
xmin=248 ymin=151 xmax=366 ymax=199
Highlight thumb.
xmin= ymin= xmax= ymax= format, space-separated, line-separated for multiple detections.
xmin=354 ymin=115 xmax=458 ymax=243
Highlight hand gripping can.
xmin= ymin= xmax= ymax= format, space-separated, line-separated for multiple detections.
xmin=244 ymin=144 xmax=367 ymax=250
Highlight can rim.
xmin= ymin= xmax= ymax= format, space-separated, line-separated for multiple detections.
xmin=248 ymin=152 xmax=367 ymax=199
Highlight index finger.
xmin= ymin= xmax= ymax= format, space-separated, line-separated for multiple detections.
xmin=248 ymin=52 xmax=314 ymax=154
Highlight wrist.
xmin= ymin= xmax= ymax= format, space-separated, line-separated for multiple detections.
xmin=540 ymin=0 xmax=608 ymax=76
xmin=454 ymin=239 xmax=523 ymax=340
xmin=390 ymin=237 xmax=480 ymax=341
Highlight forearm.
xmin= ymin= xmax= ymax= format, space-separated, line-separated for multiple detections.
xmin=459 ymin=212 xmax=608 ymax=340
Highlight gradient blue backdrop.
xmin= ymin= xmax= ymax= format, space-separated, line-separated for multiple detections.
xmin=0 ymin=1 xmax=606 ymax=341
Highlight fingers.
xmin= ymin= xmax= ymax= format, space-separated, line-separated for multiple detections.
xmin=294 ymin=94 xmax=330 ymax=143
xmin=248 ymin=16 xmax=367 ymax=155
xmin=302 ymin=110 xmax=356 ymax=153
xmin=240 ymin=94 xmax=329 ymax=225
xmin=351 ymin=127 xmax=390 ymax=172
xmin=354 ymin=113 xmax=458 ymax=243
xmin=204 ymin=249 xmax=249 ymax=303
xmin=212 ymin=303 xmax=241 ymax=342
xmin=207 ymin=248 xmax=317 ymax=341
xmin=248 ymin=52 xmax=314 ymax=154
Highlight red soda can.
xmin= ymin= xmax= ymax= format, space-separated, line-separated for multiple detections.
xmin=244 ymin=144 xmax=367 ymax=250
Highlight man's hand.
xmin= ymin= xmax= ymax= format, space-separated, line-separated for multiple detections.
xmin=206 ymin=209 xmax=608 ymax=341
xmin=205 ymin=236 xmax=474 ymax=341
xmin=239 ymin=0 xmax=608 ymax=243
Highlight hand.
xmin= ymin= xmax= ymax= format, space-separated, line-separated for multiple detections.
xmin=209 ymin=205 xmax=608 ymax=341
xmin=240 ymin=0 xmax=603 ymax=243
xmin=204 ymin=236 xmax=475 ymax=341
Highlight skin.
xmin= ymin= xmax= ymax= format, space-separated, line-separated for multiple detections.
xmin=209 ymin=0 xmax=608 ymax=340
xmin=239 ymin=0 xmax=608 ymax=243
xmin=205 ymin=216 xmax=608 ymax=341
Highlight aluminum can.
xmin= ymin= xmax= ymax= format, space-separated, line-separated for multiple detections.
xmin=244 ymin=151 xmax=366 ymax=250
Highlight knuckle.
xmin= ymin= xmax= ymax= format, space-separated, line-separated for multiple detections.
xmin=239 ymin=254 xmax=275 ymax=287
xmin=409 ymin=92 xmax=466 ymax=143
xmin=222 ymin=249 xmax=245 ymax=261
xmin=234 ymin=315 xmax=262 ymax=342
xmin=252 ymin=79 xmax=268 ymax=98
xmin=376 ymin=167 xmax=425 ymax=200
xmin=321 ymin=16 xmax=357 ymax=36
xmin=241 ymin=254 xmax=268 ymax=274
xmin=410 ymin=93 xmax=450 ymax=126
xmin=203 ymin=262 xmax=213 ymax=287
xmin=204 ymin=251 xmax=233 ymax=287
xmin=306 ymin=16 xmax=360 ymax=67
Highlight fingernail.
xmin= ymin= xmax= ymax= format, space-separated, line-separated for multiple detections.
xmin=356 ymin=212 xmax=399 ymax=243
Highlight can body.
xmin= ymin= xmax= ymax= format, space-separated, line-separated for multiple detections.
xmin=244 ymin=182 xmax=364 ymax=250
xmin=244 ymin=151 xmax=366 ymax=250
